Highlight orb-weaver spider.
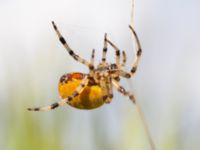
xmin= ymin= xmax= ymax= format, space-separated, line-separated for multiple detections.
xmin=28 ymin=21 xmax=142 ymax=111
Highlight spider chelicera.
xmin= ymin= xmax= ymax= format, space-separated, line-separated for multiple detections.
xmin=28 ymin=21 xmax=142 ymax=111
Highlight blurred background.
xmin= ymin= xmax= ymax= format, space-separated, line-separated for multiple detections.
xmin=0 ymin=0 xmax=200 ymax=149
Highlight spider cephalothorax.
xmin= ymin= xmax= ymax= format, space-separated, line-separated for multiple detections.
xmin=28 ymin=21 xmax=142 ymax=111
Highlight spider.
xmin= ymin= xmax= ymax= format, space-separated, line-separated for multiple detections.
xmin=27 ymin=21 xmax=142 ymax=111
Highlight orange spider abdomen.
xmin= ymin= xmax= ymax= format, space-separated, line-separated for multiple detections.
xmin=58 ymin=72 xmax=104 ymax=109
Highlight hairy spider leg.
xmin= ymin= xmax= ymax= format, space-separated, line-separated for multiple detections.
xmin=101 ymin=33 xmax=108 ymax=64
xmin=52 ymin=21 xmax=95 ymax=74
xmin=99 ymin=76 xmax=112 ymax=103
xmin=121 ymin=51 xmax=127 ymax=67
xmin=28 ymin=76 xmax=89 ymax=111
xmin=90 ymin=49 xmax=95 ymax=65
xmin=106 ymin=38 xmax=121 ymax=67
xmin=106 ymin=25 xmax=142 ymax=78
xmin=106 ymin=76 xmax=113 ymax=103
xmin=128 ymin=25 xmax=142 ymax=76
xmin=112 ymin=79 xmax=135 ymax=103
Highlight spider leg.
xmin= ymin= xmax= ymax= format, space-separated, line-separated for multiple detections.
xmin=128 ymin=25 xmax=142 ymax=76
xmin=100 ymin=79 xmax=109 ymax=102
xmin=28 ymin=76 xmax=89 ymax=111
xmin=104 ymin=77 xmax=113 ymax=103
xmin=121 ymin=50 xmax=127 ymax=67
xmin=100 ymin=77 xmax=113 ymax=103
xmin=112 ymin=79 xmax=135 ymax=103
xmin=90 ymin=49 xmax=95 ymax=65
xmin=108 ymin=48 xmax=128 ymax=81
xmin=52 ymin=21 xmax=95 ymax=73
xmin=101 ymin=33 xmax=108 ymax=64
xmin=106 ymin=38 xmax=121 ymax=67
xmin=119 ymin=26 xmax=142 ymax=78
xmin=106 ymin=77 xmax=113 ymax=103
